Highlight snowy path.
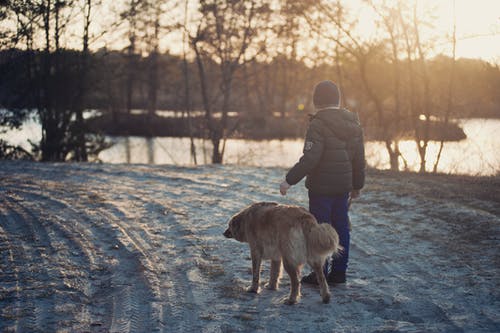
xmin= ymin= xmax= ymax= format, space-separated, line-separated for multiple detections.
xmin=0 ymin=162 xmax=498 ymax=332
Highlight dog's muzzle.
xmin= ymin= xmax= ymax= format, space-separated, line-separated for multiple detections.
xmin=223 ymin=228 xmax=232 ymax=238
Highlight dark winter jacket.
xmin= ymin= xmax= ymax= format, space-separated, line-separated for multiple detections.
xmin=285 ymin=107 xmax=365 ymax=196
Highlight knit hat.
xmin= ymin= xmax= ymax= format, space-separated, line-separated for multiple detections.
xmin=313 ymin=80 xmax=340 ymax=108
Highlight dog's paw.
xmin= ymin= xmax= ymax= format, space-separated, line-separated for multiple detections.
xmin=284 ymin=297 xmax=298 ymax=305
xmin=246 ymin=286 xmax=259 ymax=293
xmin=322 ymin=293 xmax=331 ymax=304
xmin=265 ymin=283 xmax=278 ymax=291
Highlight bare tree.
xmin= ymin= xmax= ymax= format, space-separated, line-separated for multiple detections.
xmin=368 ymin=0 xmax=407 ymax=170
xmin=433 ymin=0 xmax=456 ymax=173
xmin=305 ymin=1 xmax=402 ymax=170
xmin=190 ymin=0 xmax=271 ymax=163
xmin=274 ymin=2 xmax=302 ymax=119
xmin=122 ymin=0 xmax=140 ymax=117
xmin=2 ymin=0 xmax=107 ymax=161
xmin=73 ymin=0 xmax=94 ymax=161
xmin=181 ymin=0 xmax=197 ymax=164
xmin=146 ymin=4 xmax=160 ymax=120
xmin=412 ymin=3 xmax=432 ymax=173
xmin=397 ymin=1 xmax=437 ymax=173
xmin=37 ymin=0 xmax=77 ymax=161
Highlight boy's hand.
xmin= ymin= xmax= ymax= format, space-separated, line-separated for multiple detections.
xmin=280 ymin=180 xmax=291 ymax=195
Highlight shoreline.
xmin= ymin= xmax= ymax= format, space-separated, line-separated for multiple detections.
xmin=364 ymin=168 xmax=500 ymax=216
xmin=86 ymin=113 xmax=468 ymax=141
xmin=2 ymin=160 xmax=499 ymax=213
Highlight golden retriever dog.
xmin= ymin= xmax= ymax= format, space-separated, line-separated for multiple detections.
xmin=223 ymin=202 xmax=341 ymax=305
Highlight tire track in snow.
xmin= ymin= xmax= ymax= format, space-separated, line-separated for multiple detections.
xmin=1 ymin=187 xmax=109 ymax=332
xmin=43 ymin=189 xmax=157 ymax=333
xmin=349 ymin=197 xmax=466 ymax=331
xmin=0 ymin=223 xmax=21 ymax=332
xmin=8 ymin=165 xmax=166 ymax=332
xmin=100 ymin=189 xmax=205 ymax=332
xmin=1 ymin=180 xmax=157 ymax=333
xmin=87 ymin=169 xmax=253 ymax=332
xmin=83 ymin=167 xmax=257 ymax=331
xmin=77 ymin=170 xmax=200 ymax=332
xmin=10 ymin=187 xmax=107 ymax=332
xmin=0 ymin=194 xmax=57 ymax=333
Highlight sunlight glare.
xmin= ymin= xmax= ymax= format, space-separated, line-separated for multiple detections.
xmin=345 ymin=0 xmax=500 ymax=63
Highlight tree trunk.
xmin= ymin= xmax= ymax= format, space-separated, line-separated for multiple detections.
xmin=433 ymin=0 xmax=456 ymax=173
xmin=211 ymin=137 xmax=223 ymax=164
xmin=147 ymin=6 xmax=160 ymax=121
xmin=193 ymin=39 xmax=224 ymax=164
xmin=386 ymin=141 xmax=400 ymax=171
xmin=183 ymin=0 xmax=197 ymax=165
xmin=358 ymin=56 xmax=398 ymax=171
xmin=74 ymin=0 xmax=92 ymax=162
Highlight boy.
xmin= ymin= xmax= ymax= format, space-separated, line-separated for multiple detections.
xmin=280 ymin=80 xmax=365 ymax=285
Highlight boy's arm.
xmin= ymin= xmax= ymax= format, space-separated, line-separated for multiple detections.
xmin=351 ymin=130 xmax=366 ymax=191
xmin=285 ymin=123 xmax=324 ymax=186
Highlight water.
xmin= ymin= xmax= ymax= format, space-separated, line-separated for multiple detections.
xmin=2 ymin=116 xmax=499 ymax=176
xmin=365 ymin=119 xmax=500 ymax=176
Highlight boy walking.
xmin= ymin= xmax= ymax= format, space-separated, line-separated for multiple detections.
xmin=280 ymin=80 xmax=365 ymax=285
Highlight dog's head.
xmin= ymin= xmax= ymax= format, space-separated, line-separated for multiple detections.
xmin=224 ymin=202 xmax=278 ymax=242
xmin=223 ymin=211 xmax=246 ymax=242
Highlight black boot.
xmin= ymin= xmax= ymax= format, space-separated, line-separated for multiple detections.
xmin=300 ymin=271 xmax=319 ymax=285
xmin=327 ymin=271 xmax=346 ymax=285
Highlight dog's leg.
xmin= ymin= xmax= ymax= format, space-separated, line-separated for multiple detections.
xmin=312 ymin=261 xmax=331 ymax=304
xmin=247 ymin=249 xmax=262 ymax=293
xmin=283 ymin=260 xmax=300 ymax=305
xmin=266 ymin=259 xmax=282 ymax=290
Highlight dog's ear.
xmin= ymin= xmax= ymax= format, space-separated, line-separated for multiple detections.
xmin=231 ymin=215 xmax=242 ymax=231
xmin=228 ymin=213 xmax=245 ymax=241
xmin=223 ymin=214 xmax=240 ymax=238
xmin=223 ymin=227 xmax=232 ymax=238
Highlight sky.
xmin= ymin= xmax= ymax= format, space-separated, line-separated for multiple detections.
xmin=417 ymin=0 xmax=499 ymax=61
xmin=7 ymin=0 xmax=498 ymax=64
xmin=448 ymin=0 xmax=500 ymax=62
xmin=340 ymin=0 xmax=500 ymax=63
xmin=171 ymin=0 xmax=500 ymax=64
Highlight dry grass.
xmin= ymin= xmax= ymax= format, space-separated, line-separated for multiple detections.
xmin=366 ymin=168 xmax=500 ymax=216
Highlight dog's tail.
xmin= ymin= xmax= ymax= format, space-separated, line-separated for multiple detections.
xmin=307 ymin=223 xmax=342 ymax=255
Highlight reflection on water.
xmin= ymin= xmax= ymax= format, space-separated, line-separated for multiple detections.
xmin=2 ymin=117 xmax=499 ymax=176
xmin=99 ymin=119 xmax=499 ymax=176
xmin=100 ymin=137 xmax=306 ymax=167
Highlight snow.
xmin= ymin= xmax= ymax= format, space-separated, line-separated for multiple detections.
xmin=0 ymin=161 xmax=498 ymax=332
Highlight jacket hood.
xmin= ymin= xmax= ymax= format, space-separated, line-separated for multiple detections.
xmin=313 ymin=108 xmax=362 ymax=140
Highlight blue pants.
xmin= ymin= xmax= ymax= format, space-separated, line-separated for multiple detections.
xmin=308 ymin=192 xmax=350 ymax=274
